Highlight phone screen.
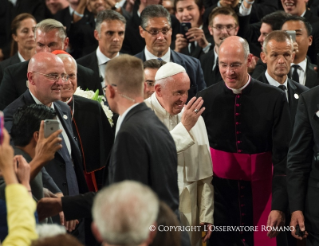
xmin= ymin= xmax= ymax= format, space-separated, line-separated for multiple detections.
xmin=0 ymin=111 xmax=4 ymax=145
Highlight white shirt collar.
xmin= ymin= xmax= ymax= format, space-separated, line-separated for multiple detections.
xmin=144 ymin=47 xmax=171 ymax=62
xmin=96 ymin=47 xmax=117 ymax=66
xmin=29 ymin=90 xmax=55 ymax=109
xmin=225 ymin=75 xmax=251 ymax=94
xmin=17 ymin=52 xmax=26 ymax=62
xmin=301 ymin=10 xmax=306 ymax=17
xmin=69 ymin=6 xmax=74 ymax=15
xmin=115 ymin=103 xmax=140 ymax=137
xmin=291 ymin=58 xmax=307 ymax=72
xmin=265 ymin=71 xmax=288 ymax=88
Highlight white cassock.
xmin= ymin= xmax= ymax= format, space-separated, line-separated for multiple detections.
xmin=145 ymin=93 xmax=214 ymax=246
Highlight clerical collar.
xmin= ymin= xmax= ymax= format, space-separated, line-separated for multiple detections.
xmin=69 ymin=6 xmax=74 ymax=15
xmin=265 ymin=71 xmax=288 ymax=88
xmin=17 ymin=52 xmax=26 ymax=62
xmin=301 ymin=10 xmax=306 ymax=17
xmin=225 ymin=75 xmax=251 ymax=94
xmin=65 ymin=96 xmax=73 ymax=104
xmin=144 ymin=47 xmax=171 ymax=62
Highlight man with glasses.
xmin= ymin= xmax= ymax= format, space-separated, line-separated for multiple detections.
xmin=143 ymin=59 xmax=166 ymax=99
xmin=3 ymin=52 xmax=89 ymax=244
xmin=200 ymin=6 xmax=239 ymax=87
xmin=198 ymin=36 xmax=291 ymax=246
xmin=135 ymin=4 xmax=206 ymax=101
xmin=0 ymin=18 xmax=100 ymax=110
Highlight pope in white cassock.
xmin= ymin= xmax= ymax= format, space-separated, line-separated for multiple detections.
xmin=144 ymin=62 xmax=214 ymax=246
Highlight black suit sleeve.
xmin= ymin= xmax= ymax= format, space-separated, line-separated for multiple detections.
xmin=195 ymin=59 xmax=206 ymax=93
xmin=0 ymin=67 xmax=20 ymax=110
xmin=287 ymin=94 xmax=313 ymax=213
xmin=62 ymin=192 xmax=96 ymax=220
xmin=271 ymin=93 xmax=291 ymax=211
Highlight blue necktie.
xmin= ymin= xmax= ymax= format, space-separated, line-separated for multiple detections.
xmin=157 ymin=58 xmax=163 ymax=61
xmin=60 ymin=135 xmax=79 ymax=196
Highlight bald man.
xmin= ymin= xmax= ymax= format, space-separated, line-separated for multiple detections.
xmin=3 ymin=52 xmax=88 ymax=205
xmin=198 ymin=36 xmax=291 ymax=246
xmin=145 ymin=62 xmax=214 ymax=246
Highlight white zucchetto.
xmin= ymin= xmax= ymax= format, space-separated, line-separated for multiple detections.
xmin=155 ymin=62 xmax=186 ymax=81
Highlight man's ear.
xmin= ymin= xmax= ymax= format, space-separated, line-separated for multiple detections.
xmin=33 ymin=131 xmax=39 ymax=143
xmin=154 ymin=84 xmax=162 ymax=97
xmin=260 ymin=52 xmax=267 ymax=64
xmin=291 ymin=51 xmax=295 ymax=63
xmin=308 ymin=35 xmax=313 ymax=46
xmin=139 ymin=26 xmax=145 ymax=39
xmin=94 ymin=30 xmax=100 ymax=41
xmin=208 ymin=26 xmax=213 ymax=36
xmin=91 ymin=222 xmax=103 ymax=243
xmin=27 ymin=72 xmax=35 ymax=85
xmin=63 ymin=37 xmax=69 ymax=51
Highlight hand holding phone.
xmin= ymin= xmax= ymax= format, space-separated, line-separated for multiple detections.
xmin=44 ymin=119 xmax=60 ymax=138
xmin=180 ymin=22 xmax=191 ymax=41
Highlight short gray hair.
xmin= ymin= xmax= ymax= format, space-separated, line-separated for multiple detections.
xmin=34 ymin=19 xmax=66 ymax=40
xmin=140 ymin=5 xmax=171 ymax=29
xmin=56 ymin=53 xmax=77 ymax=69
xmin=262 ymin=30 xmax=292 ymax=54
xmin=95 ymin=10 xmax=126 ymax=34
xmin=92 ymin=181 xmax=159 ymax=246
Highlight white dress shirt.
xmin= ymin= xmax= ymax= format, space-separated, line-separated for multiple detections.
xmin=265 ymin=71 xmax=289 ymax=101
xmin=17 ymin=52 xmax=26 ymax=62
xmin=144 ymin=47 xmax=171 ymax=62
xmin=29 ymin=91 xmax=72 ymax=155
xmin=96 ymin=47 xmax=120 ymax=88
xmin=291 ymin=58 xmax=307 ymax=86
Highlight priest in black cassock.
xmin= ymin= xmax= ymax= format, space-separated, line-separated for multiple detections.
xmin=53 ymin=50 xmax=114 ymax=191
xmin=197 ymin=36 xmax=291 ymax=246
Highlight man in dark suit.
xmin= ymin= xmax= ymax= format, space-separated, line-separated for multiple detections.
xmin=259 ymin=30 xmax=309 ymax=126
xmin=281 ymin=15 xmax=319 ymax=88
xmin=287 ymin=85 xmax=319 ymax=245
xmin=198 ymin=36 xmax=291 ymax=246
xmin=3 ymin=52 xmax=90 ymax=243
xmin=135 ymin=5 xmax=206 ymax=100
xmin=0 ymin=18 xmax=100 ymax=110
xmin=200 ymin=7 xmax=239 ymax=87
xmin=0 ymin=53 xmax=20 ymax=83
xmin=77 ymin=10 xmax=126 ymax=94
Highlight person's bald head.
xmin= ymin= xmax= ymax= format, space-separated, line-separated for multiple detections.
xmin=218 ymin=36 xmax=251 ymax=89
xmin=55 ymin=54 xmax=77 ymax=102
xmin=154 ymin=62 xmax=190 ymax=115
xmin=27 ymin=52 xmax=66 ymax=106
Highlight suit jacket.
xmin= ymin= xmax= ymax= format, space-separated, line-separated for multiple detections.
xmin=200 ymin=49 xmax=222 ymax=87
xmin=304 ymin=10 xmax=319 ymax=64
xmin=76 ymin=51 xmax=103 ymax=94
xmin=135 ymin=49 xmax=206 ymax=100
xmin=287 ymin=86 xmax=319 ymax=220
xmin=0 ymin=53 xmax=20 ymax=83
xmin=252 ymin=59 xmax=319 ymax=88
xmin=0 ymin=60 xmax=101 ymax=110
xmin=257 ymin=73 xmax=309 ymax=126
xmin=106 ymin=103 xmax=179 ymax=211
xmin=69 ymin=95 xmax=114 ymax=188
xmin=3 ymin=90 xmax=89 ymax=196
xmin=121 ymin=11 xmax=180 ymax=55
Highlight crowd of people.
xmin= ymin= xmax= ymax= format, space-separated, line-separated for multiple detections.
xmin=1 ymin=0 xmax=319 ymax=246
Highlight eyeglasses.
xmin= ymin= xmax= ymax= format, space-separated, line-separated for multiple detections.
xmin=211 ymin=25 xmax=237 ymax=32
xmin=33 ymin=72 xmax=69 ymax=82
xmin=219 ymin=62 xmax=243 ymax=70
xmin=142 ymin=27 xmax=171 ymax=36
xmin=103 ymin=83 xmax=117 ymax=91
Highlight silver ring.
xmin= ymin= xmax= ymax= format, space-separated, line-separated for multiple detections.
xmin=194 ymin=109 xmax=199 ymax=113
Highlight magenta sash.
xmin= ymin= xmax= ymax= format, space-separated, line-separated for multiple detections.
xmin=210 ymin=148 xmax=276 ymax=246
